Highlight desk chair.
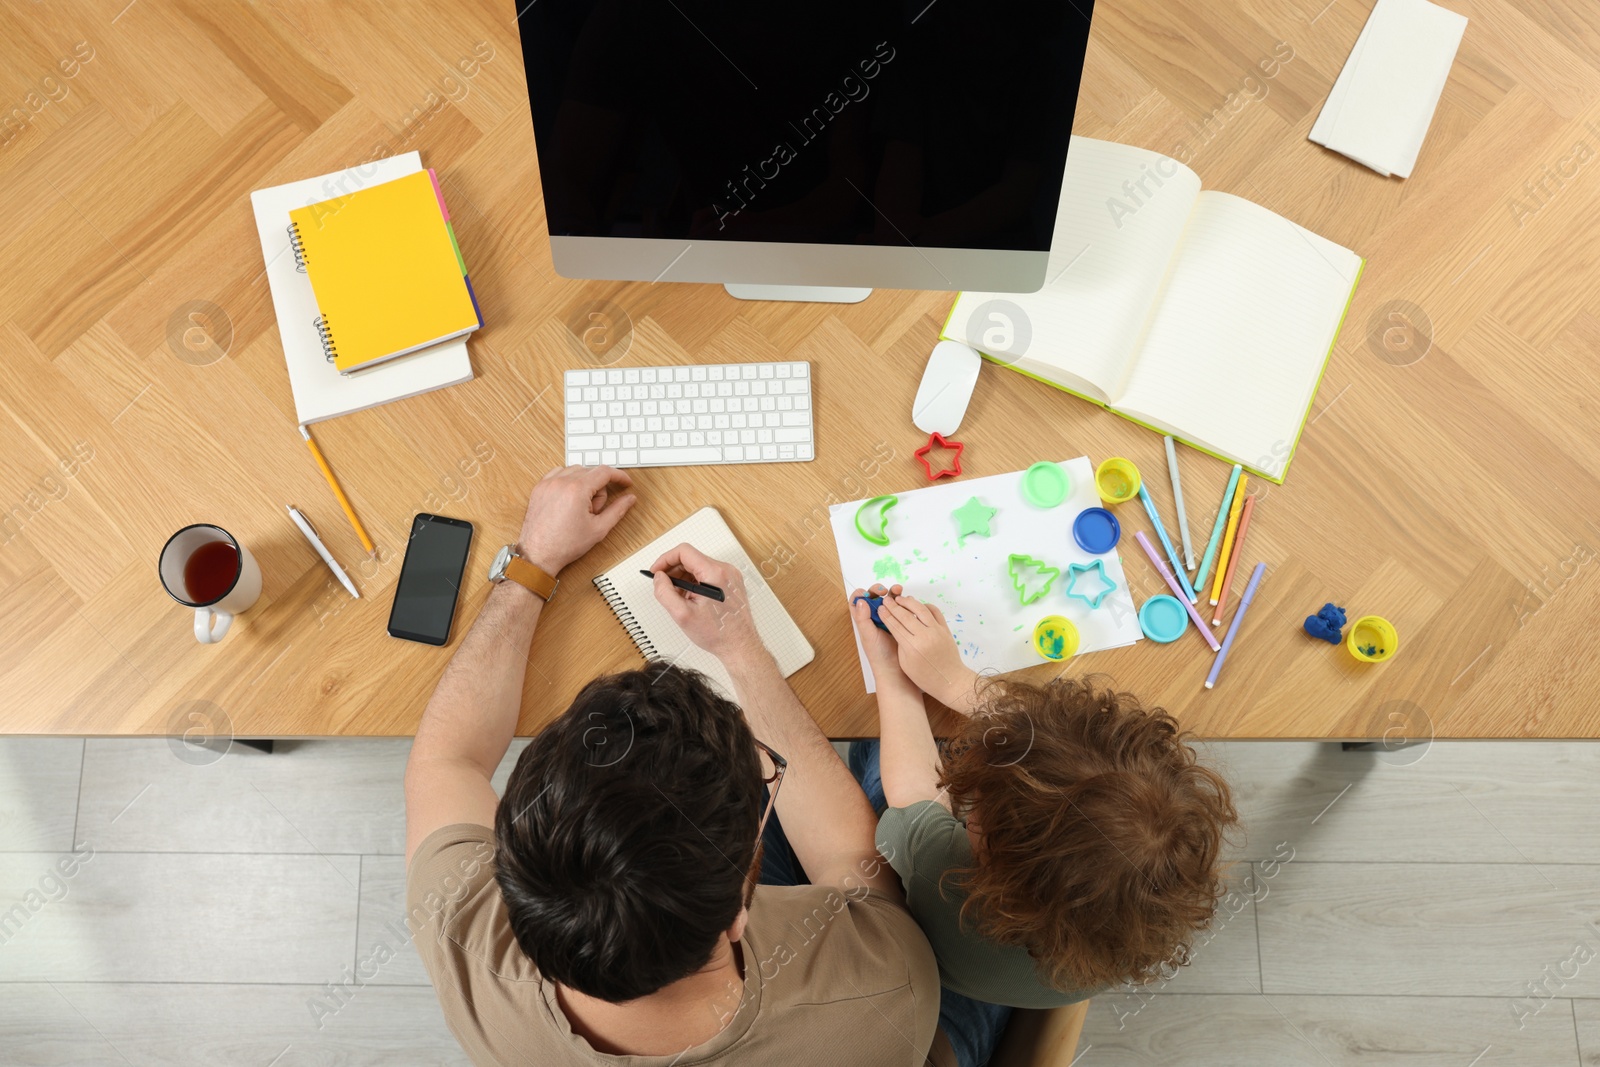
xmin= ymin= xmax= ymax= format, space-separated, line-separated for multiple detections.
xmin=989 ymin=1001 xmax=1090 ymax=1067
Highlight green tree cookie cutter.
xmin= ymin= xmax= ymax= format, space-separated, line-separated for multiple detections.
xmin=1007 ymin=553 xmax=1059 ymax=606
xmin=855 ymin=495 xmax=899 ymax=546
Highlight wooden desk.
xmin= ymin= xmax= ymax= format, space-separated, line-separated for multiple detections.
xmin=3 ymin=1 xmax=1597 ymax=739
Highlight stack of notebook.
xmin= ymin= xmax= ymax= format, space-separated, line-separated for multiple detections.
xmin=290 ymin=168 xmax=482 ymax=375
xmin=251 ymin=153 xmax=477 ymax=423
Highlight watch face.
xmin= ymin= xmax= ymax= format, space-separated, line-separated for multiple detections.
xmin=489 ymin=544 xmax=514 ymax=581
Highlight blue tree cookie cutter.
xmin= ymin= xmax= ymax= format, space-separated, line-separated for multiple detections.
xmin=1007 ymin=553 xmax=1059 ymax=606
xmin=854 ymin=495 xmax=898 ymax=546
xmin=1064 ymin=559 xmax=1117 ymax=609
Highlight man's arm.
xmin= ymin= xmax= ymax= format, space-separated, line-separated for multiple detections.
xmin=404 ymin=465 xmax=635 ymax=864
xmin=648 ymin=546 xmax=903 ymax=898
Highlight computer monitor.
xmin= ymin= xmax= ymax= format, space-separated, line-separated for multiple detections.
xmin=517 ymin=1 xmax=1094 ymax=300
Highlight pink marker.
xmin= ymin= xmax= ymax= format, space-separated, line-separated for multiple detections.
xmin=1134 ymin=532 xmax=1220 ymax=651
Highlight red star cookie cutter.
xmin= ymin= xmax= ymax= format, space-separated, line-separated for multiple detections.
xmin=914 ymin=431 xmax=965 ymax=481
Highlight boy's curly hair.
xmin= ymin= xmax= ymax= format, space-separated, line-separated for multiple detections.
xmin=939 ymin=676 xmax=1238 ymax=991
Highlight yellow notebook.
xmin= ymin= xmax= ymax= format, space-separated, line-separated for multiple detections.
xmin=289 ymin=169 xmax=481 ymax=374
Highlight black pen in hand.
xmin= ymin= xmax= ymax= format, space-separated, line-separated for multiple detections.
xmin=641 ymin=569 xmax=726 ymax=602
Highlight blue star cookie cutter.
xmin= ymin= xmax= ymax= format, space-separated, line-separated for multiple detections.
xmin=1064 ymin=559 xmax=1117 ymax=609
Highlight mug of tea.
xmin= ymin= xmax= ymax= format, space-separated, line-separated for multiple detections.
xmin=159 ymin=524 xmax=262 ymax=644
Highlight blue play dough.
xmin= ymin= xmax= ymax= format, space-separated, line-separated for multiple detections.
xmin=1303 ymin=602 xmax=1347 ymax=644
xmin=854 ymin=595 xmax=889 ymax=632
xmin=1073 ymin=507 xmax=1121 ymax=554
xmin=1139 ymin=595 xmax=1188 ymax=643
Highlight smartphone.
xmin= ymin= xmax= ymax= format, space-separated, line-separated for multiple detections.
xmin=387 ymin=514 xmax=474 ymax=646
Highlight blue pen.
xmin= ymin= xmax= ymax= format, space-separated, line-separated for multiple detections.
xmin=1194 ymin=465 xmax=1242 ymax=595
xmin=1139 ymin=483 xmax=1195 ymax=602
xmin=1206 ymin=562 xmax=1265 ymax=689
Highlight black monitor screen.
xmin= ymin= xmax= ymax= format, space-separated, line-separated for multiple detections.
xmin=518 ymin=0 xmax=1093 ymax=251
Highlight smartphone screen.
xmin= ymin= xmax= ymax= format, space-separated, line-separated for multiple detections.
xmin=387 ymin=514 xmax=473 ymax=646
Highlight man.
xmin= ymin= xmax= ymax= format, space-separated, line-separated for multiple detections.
xmin=404 ymin=465 xmax=944 ymax=1065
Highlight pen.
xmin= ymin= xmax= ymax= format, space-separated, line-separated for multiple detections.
xmin=641 ymin=569 xmax=726 ymax=602
xmin=287 ymin=505 xmax=360 ymax=599
xmin=1133 ymin=532 xmax=1220 ymax=651
xmin=300 ymin=425 xmax=375 ymax=555
xmin=1165 ymin=436 xmax=1195 ymax=570
xmin=1194 ymin=465 xmax=1241 ymax=595
xmin=1139 ymin=483 xmax=1195 ymax=603
xmin=1207 ymin=562 xmax=1265 ymax=689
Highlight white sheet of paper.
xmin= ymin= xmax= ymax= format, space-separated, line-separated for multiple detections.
xmin=829 ymin=457 xmax=1143 ymax=693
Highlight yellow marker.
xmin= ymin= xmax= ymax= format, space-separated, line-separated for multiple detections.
xmin=300 ymin=425 xmax=376 ymax=555
xmin=1209 ymin=474 xmax=1249 ymax=605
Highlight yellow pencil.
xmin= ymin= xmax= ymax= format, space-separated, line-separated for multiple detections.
xmin=299 ymin=425 xmax=375 ymax=555
xmin=1209 ymin=474 xmax=1249 ymax=605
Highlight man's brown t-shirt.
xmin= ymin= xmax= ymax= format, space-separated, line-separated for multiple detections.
xmin=406 ymin=823 xmax=941 ymax=1066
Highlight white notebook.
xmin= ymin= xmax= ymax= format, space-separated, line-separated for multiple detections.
xmin=591 ymin=507 xmax=815 ymax=699
xmin=943 ymin=136 xmax=1364 ymax=483
xmin=1309 ymin=0 xmax=1467 ymax=179
xmin=250 ymin=153 xmax=474 ymax=424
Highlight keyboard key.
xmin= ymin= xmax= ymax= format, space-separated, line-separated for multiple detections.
xmin=570 ymin=403 xmax=590 ymax=418
xmin=623 ymin=433 xmax=638 ymax=447
xmin=797 ymin=443 xmax=812 ymax=459
xmin=615 ymin=385 xmax=631 ymax=400
xmin=693 ymin=399 xmax=708 ymax=413
xmin=784 ymin=380 xmax=807 ymax=393
xmin=566 ymin=387 xmax=582 ymax=402
xmin=726 ymin=445 xmax=743 ymax=461
xmin=646 ymin=417 xmax=662 ymax=431
xmin=608 ymin=402 xmax=623 ymax=417
xmin=717 ymin=382 xmax=733 ymax=396
xmin=665 ymin=416 xmax=679 ymax=430
xmin=740 ymin=429 xmax=756 ymax=444
xmin=642 ymin=368 xmax=657 ymax=383
xmin=691 ymin=366 xmax=707 ymax=381
xmin=777 ymin=396 xmax=792 ymax=410
xmin=626 ymin=402 xmax=640 ymax=416
xmin=583 ymin=451 xmax=600 ymax=465
xmin=656 ymin=432 xmax=671 ymax=446
xmin=732 ymin=414 xmax=747 ymax=428
xmin=569 ymin=434 xmax=603 ymax=450
xmin=672 ymin=432 xmax=688 ymax=446
xmin=714 ymin=414 xmax=730 ymax=429
xmin=568 ymin=370 xmax=589 ymax=385
xmin=619 ymin=450 xmax=638 ymax=464
xmin=751 ymin=381 xmax=767 ymax=395
xmin=758 ymin=428 xmax=773 ymax=444
xmin=673 ymin=367 xmax=689 ymax=382
xmin=710 ymin=398 xmax=725 ymax=413
xmin=742 ymin=366 xmax=757 ymax=379
xmin=776 ymin=364 xmax=791 ymax=378
xmin=569 ymin=419 xmax=595 ymax=434
xmin=624 ymin=368 xmax=639 ymax=383
xmin=684 ymin=383 xmax=699 ymax=398
xmin=760 ymin=397 xmax=776 ymax=411
xmin=643 ymin=446 xmax=723 ymax=464
xmin=709 ymin=366 xmax=724 ymax=380
xmin=791 ymin=362 xmax=807 ymax=376
xmin=734 ymin=381 xmax=750 ymax=396
xmin=600 ymin=386 xmax=615 ymax=401
xmin=583 ymin=387 xmax=599 ymax=402
xmin=762 ymin=445 xmax=778 ymax=459
xmin=690 ymin=431 xmax=705 ymax=445
xmin=764 ymin=413 xmax=780 ymax=427
xmin=708 ymin=430 xmax=721 ymax=444
xmin=628 ymin=418 xmax=645 ymax=432
xmin=779 ymin=444 xmax=795 ymax=458
xmin=566 ymin=452 xmax=581 ymax=465
xmin=775 ymin=428 xmax=810 ymax=443
xmin=643 ymin=401 xmax=658 ymax=415
xmin=595 ymin=418 xmax=611 ymax=433
xmin=758 ymin=364 xmax=774 ymax=378
xmin=602 ymin=450 xmax=616 ymax=464
xmin=795 ymin=395 xmax=809 ymax=409
xmin=604 ymin=434 xmax=621 ymax=449
xmin=780 ymin=412 xmax=809 ymax=426
xmin=606 ymin=370 xmax=623 ymax=384
xmin=667 ymin=384 xmax=682 ymax=398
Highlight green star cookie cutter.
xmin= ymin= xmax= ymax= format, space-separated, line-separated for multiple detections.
xmin=951 ymin=495 xmax=996 ymax=546
xmin=854 ymin=495 xmax=898 ymax=546
xmin=1064 ymin=559 xmax=1117 ymax=609
xmin=1007 ymin=553 xmax=1059 ymax=606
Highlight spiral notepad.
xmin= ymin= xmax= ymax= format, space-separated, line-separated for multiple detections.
xmin=592 ymin=507 xmax=814 ymax=699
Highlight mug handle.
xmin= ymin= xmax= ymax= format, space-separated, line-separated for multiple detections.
xmin=195 ymin=607 xmax=233 ymax=644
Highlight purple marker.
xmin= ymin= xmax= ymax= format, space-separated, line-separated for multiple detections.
xmin=1206 ymin=562 xmax=1266 ymax=690
xmin=1133 ymin=532 xmax=1219 ymax=651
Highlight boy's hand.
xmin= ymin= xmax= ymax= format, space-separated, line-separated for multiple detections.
xmin=878 ymin=592 xmax=981 ymax=713
xmin=650 ymin=543 xmax=766 ymax=666
xmin=849 ymin=584 xmax=918 ymax=693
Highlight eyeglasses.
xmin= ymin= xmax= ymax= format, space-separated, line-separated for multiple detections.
xmin=753 ymin=738 xmax=787 ymax=839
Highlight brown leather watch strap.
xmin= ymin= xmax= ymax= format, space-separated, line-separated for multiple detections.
xmin=503 ymin=555 xmax=559 ymax=601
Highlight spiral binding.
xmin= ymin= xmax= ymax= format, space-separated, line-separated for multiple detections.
xmin=312 ymin=315 xmax=338 ymax=364
xmin=593 ymin=576 xmax=659 ymax=659
xmin=287 ymin=222 xmax=309 ymax=273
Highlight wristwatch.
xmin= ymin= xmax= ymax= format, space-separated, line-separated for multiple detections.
xmin=489 ymin=544 xmax=559 ymax=601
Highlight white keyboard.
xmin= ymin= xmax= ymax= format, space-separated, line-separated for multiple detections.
xmin=563 ymin=361 xmax=814 ymax=468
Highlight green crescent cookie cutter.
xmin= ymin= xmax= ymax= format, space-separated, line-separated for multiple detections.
xmin=1007 ymin=553 xmax=1060 ymax=606
xmin=854 ymin=495 xmax=899 ymax=546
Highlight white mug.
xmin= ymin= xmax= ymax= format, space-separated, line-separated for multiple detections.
xmin=159 ymin=525 xmax=263 ymax=644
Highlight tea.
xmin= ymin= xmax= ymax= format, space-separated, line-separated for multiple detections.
xmin=183 ymin=540 xmax=240 ymax=604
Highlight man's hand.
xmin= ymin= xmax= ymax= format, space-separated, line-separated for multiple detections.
xmin=517 ymin=465 xmax=636 ymax=574
xmin=650 ymin=544 xmax=764 ymax=664
xmin=877 ymin=592 xmax=981 ymax=714
xmin=849 ymin=584 xmax=918 ymax=695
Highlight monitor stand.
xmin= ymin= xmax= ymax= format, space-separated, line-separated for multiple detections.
xmin=724 ymin=284 xmax=872 ymax=304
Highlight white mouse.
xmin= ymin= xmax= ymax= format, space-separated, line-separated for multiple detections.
xmin=911 ymin=340 xmax=982 ymax=435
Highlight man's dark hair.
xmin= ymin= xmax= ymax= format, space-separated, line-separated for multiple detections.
xmin=494 ymin=663 xmax=763 ymax=1003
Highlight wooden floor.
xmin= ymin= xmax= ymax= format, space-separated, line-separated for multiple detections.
xmin=2 ymin=0 xmax=1599 ymax=738
xmin=5 ymin=735 xmax=1600 ymax=1065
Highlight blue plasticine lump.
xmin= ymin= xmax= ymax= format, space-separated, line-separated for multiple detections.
xmin=1303 ymin=602 xmax=1347 ymax=644
xmin=854 ymin=595 xmax=890 ymax=632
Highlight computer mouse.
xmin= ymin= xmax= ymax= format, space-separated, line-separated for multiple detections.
xmin=911 ymin=340 xmax=981 ymax=435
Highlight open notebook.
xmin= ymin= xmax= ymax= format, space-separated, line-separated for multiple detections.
xmin=591 ymin=507 xmax=814 ymax=699
xmin=942 ymin=136 xmax=1365 ymax=483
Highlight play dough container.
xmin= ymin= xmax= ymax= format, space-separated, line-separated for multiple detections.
xmin=1347 ymin=615 xmax=1398 ymax=662
xmin=1095 ymin=457 xmax=1141 ymax=504
xmin=1138 ymin=595 xmax=1188 ymax=643
xmin=1032 ymin=615 xmax=1079 ymax=661
xmin=1022 ymin=462 xmax=1070 ymax=508
xmin=1072 ymin=507 xmax=1121 ymax=554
